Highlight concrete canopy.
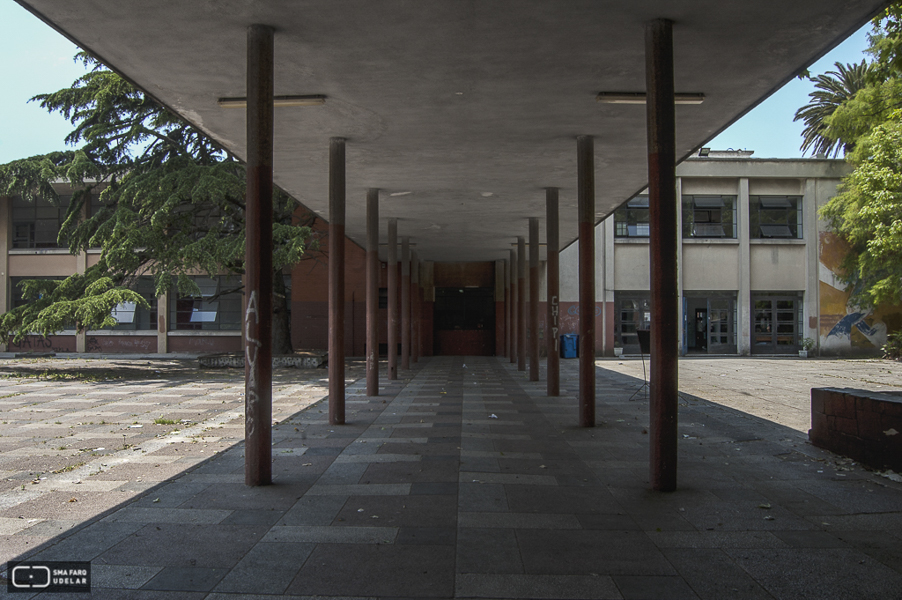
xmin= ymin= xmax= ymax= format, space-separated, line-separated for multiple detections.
xmin=18 ymin=0 xmax=883 ymax=263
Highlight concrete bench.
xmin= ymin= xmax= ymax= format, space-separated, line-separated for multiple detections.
xmin=810 ymin=387 xmax=902 ymax=471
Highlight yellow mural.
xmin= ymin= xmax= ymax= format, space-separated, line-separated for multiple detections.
xmin=818 ymin=231 xmax=902 ymax=353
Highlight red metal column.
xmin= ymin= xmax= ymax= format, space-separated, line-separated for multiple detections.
xmin=244 ymin=24 xmax=273 ymax=486
xmin=328 ymin=137 xmax=346 ymax=425
xmin=510 ymin=248 xmax=517 ymax=364
xmin=647 ymin=18 xmax=679 ymax=492
xmin=401 ymin=236 xmax=411 ymax=370
xmin=546 ymin=188 xmax=560 ymax=396
xmin=577 ymin=135 xmax=595 ymax=427
xmin=387 ymin=219 xmax=398 ymax=379
xmin=366 ymin=188 xmax=379 ymax=396
xmin=411 ymin=251 xmax=420 ymax=363
xmin=505 ymin=259 xmax=511 ymax=358
xmin=517 ymin=237 xmax=526 ymax=372
xmin=529 ymin=218 xmax=540 ymax=382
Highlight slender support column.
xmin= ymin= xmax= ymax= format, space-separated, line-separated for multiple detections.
xmin=517 ymin=237 xmax=526 ymax=372
xmin=401 ymin=237 xmax=411 ymax=370
xmin=328 ymin=137 xmax=346 ymax=425
xmin=546 ymin=188 xmax=560 ymax=396
xmin=245 ymin=24 xmax=274 ymax=486
xmin=510 ymin=248 xmax=517 ymax=364
xmin=387 ymin=219 xmax=398 ymax=380
xmin=411 ymin=251 xmax=420 ymax=363
xmin=366 ymin=188 xmax=379 ymax=396
xmin=577 ymin=135 xmax=595 ymax=427
xmin=505 ymin=259 xmax=511 ymax=358
xmin=529 ymin=218 xmax=540 ymax=382
xmin=647 ymin=18 xmax=679 ymax=492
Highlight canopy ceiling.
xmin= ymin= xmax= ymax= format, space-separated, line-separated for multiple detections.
xmin=18 ymin=0 xmax=885 ymax=262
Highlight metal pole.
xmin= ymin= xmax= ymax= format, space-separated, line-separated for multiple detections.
xmin=510 ymin=248 xmax=517 ymax=364
xmin=245 ymin=24 xmax=273 ymax=486
xmin=411 ymin=251 xmax=420 ymax=363
xmin=517 ymin=236 xmax=526 ymax=372
xmin=328 ymin=137 xmax=346 ymax=425
xmin=387 ymin=219 xmax=398 ymax=380
xmin=505 ymin=259 xmax=511 ymax=358
xmin=647 ymin=18 xmax=679 ymax=492
xmin=546 ymin=188 xmax=560 ymax=396
xmin=529 ymin=217 xmax=540 ymax=382
xmin=401 ymin=236 xmax=411 ymax=370
xmin=366 ymin=188 xmax=379 ymax=396
xmin=577 ymin=135 xmax=595 ymax=427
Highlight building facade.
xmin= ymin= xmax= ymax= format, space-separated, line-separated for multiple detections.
xmin=557 ymin=151 xmax=900 ymax=357
xmin=1 ymin=152 xmax=898 ymax=358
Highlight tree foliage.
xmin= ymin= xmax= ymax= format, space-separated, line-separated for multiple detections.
xmin=793 ymin=60 xmax=872 ymax=158
xmin=0 ymin=54 xmax=316 ymax=350
xmin=812 ymin=3 xmax=902 ymax=309
xmin=821 ymin=112 xmax=902 ymax=306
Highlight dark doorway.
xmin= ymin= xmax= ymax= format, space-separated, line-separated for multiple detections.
xmin=433 ymin=287 xmax=495 ymax=355
xmin=694 ymin=308 xmax=708 ymax=352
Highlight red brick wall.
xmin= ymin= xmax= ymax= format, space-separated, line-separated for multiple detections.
xmin=168 ymin=336 xmax=241 ymax=353
xmin=8 ymin=335 xmax=76 ymax=353
xmin=85 ymin=335 xmax=157 ymax=353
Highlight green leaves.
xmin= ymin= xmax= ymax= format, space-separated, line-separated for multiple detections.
xmin=793 ymin=61 xmax=871 ymax=157
xmin=0 ymin=53 xmax=314 ymax=349
xmin=820 ymin=112 xmax=902 ymax=307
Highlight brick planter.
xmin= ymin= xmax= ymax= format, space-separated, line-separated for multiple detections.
xmin=810 ymin=387 xmax=902 ymax=471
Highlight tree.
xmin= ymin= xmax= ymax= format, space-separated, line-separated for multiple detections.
xmin=793 ymin=60 xmax=872 ymax=157
xmin=821 ymin=111 xmax=902 ymax=307
xmin=0 ymin=54 xmax=317 ymax=353
xmin=813 ymin=2 xmax=902 ymax=310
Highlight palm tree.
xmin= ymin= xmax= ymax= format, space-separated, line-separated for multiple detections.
xmin=794 ymin=60 xmax=871 ymax=157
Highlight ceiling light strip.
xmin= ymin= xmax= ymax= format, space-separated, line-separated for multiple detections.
xmin=596 ymin=92 xmax=704 ymax=105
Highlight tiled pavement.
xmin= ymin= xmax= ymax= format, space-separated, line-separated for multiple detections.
xmin=4 ymin=355 xmax=902 ymax=599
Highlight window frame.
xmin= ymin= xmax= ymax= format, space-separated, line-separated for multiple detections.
xmin=749 ymin=195 xmax=803 ymax=239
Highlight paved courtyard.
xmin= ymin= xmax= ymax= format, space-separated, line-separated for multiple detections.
xmin=0 ymin=354 xmax=901 ymax=599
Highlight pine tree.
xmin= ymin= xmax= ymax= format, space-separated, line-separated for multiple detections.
xmin=0 ymin=53 xmax=317 ymax=352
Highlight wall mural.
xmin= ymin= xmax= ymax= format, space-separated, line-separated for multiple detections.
xmin=819 ymin=231 xmax=900 ymax=353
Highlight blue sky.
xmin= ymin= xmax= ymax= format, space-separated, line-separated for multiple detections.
xmin=0 ymin=2 xmax=874 ymax=164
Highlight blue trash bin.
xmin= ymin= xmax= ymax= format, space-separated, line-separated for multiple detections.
xmin=560 ymin=334 xmax=579 ymax=358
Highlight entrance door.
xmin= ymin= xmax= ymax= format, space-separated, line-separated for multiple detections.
xmin=433 ymin=287 xmax=495 ymax=355
xmin=694 ymin=308 xmax=708 ymax=351
xmin=752 ymin=296 xmax=800 ymax=354
xmin=707 ymin=298 xmax=736 ymax=354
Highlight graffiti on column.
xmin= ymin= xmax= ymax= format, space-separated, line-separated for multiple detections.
xmin=551 ymin=295 xmax=560 ymax=352
xmin=245 ymin=290 xmax=260 ymax=437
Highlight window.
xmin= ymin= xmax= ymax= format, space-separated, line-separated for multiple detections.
xmin=682 ymin=195 xmax=736 ymax=239
xmin=171 ymin=275 xmax=242 ymax=331
xmin=615 ymin=293 xmax=651 ymax=353
xmin=10 ymin=276 xmax=61 ymax=309
xmin=614 ymin=196 xmax=649 ymax=238
xmin=750 ymin=196 xmax=802 ymax=239
xmin=12 ymin=195 xmax=68 ymax=249
xmin=109 ymin=277 xmax=158 ymax=331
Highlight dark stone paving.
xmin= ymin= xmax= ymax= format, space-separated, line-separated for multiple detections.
xmin=6 ymin=355 xmax=902 ymax=599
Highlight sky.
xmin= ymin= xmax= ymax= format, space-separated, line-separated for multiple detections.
xmin=0 ymin=2 xmax=875 ymax=164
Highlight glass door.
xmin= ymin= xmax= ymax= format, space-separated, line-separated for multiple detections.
xmin=752 ymin=295 xmax=800 ymax=354
xmin=707 ymin=297 xmax=736 ymax=354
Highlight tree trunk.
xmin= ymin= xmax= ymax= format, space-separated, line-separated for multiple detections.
xmin=271 ymin=270 xmax=293 ymax=355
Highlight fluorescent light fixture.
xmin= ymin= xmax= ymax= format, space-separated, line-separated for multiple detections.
xmin=217 ymin=95 xmax=327 ymax=108
xmin=390 ymin=191 xmax=412 ymax=197
xmin=596 ymin=92 xmax=705 ymax=105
